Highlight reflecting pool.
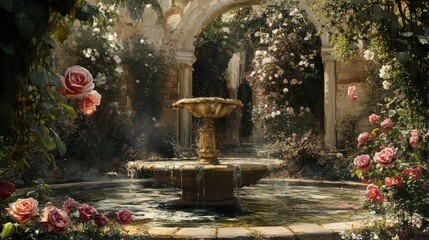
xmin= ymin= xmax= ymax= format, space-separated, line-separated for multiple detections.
xmin=51 ymin=178 xmax=371 ymax=227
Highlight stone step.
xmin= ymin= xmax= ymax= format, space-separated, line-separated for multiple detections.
xmin=125 ymin=221 xmax=362 ymax=239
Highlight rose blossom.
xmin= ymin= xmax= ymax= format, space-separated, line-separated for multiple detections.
xmin=42 ymin=203 xmax=71 ymax=234
xmin=57 ymin=65 xmax=94 ymax=99
xmin=347 ymin=85 xmax=357 ymax=101
xmin=368 ymin=114 xmax=380 ymax=124
xmin=115 ymin=209 xmax=133 ymax=224
xmin=380 ymin=118 xmax=393 ymax=133
xmin=0 ymin=180 xmax=15 ymax=200
xmin=409 ymin=130 xmax=420 ymax=148
xmin=357 ymin=132 xmax=372 ymax=145
xmin=363 ymin=49 xmax=375 ymax=61
xmin=365 ymin=184 xmax=383 ymax=204
xmin=62 ymin=198 xmax=77 ymax=214
xmin=6 ymin=198 xmax=39 ymax=223
xmin=403 ymin=167 xmax=422 ymax=179
xmin=374 ymin=147 xmax=397 ymax=168
xmin=94 ymin=214 xmax=109 ymax=227
xmin=78 ymin=204 xmax=97 ymax=221
xmin=385 ymin=176 xmax=403 ymax=187
xmin=79 ymin=90 xmax=101 ymax=115
xmin=354 ymin=155 xmax=372 ymax=173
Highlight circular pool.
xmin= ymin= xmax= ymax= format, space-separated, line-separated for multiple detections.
xmin=50 ymin=178 xmax=370 ymax=228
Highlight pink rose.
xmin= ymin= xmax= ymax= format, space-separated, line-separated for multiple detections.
xmin=57 ymin=65 xmax=94 ymax=99
xmin=115 ymin=209 xmax=133 ymax=224
xmin=385 ymin=176 xmax=403 ymax=187
xmin=42 ymin=203 xmax=70 ymax=235
xmin=365 ymin=184 xmax=383 ymax=204
xmin=62 ymin=198 xmax=77 ymax=214
xmin=409 ymin=130 xmax=420 ymax=148
xmin=368 ymin=114 xmax=380 ymax=124
xmin=357 ymin=132 xmax=372 ymax=145
xmin=78 ymin=204 xmax=97 ymax=222
xmin=354 ymin=155 xmax=372 ymax=173
xmin=0 ymin=180 xmax=15 ymax=200
xmin=403 ymin=167 xmax=422 ymax=179
xmin=94 ymin=214 xmax=109 ymax=227
xmin=410 ymin=130 xmax=420 ymax=137
xmin=380 ymin=118 xmax=393 ymax=133
xmin=79 ymin=90 xmax=102 ymax=115
xmin=6 ymin=198 xmax=39 ymax=223
xmin=374 ymin=147 xmax=397 ymax=168
xmin=347 ymin=85 xmax=357 ymax=101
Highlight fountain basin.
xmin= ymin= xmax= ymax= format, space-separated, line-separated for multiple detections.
xmin=127 ymin=158 xmax=284 ymax=207
xmin=172 ymin=97 xmax=243 ymax=118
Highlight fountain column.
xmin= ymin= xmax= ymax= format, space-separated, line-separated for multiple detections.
xmin=321 ymin=47 xmax=337 ymax=150
xmin=176 ymin=51 xmax=196 ymax=147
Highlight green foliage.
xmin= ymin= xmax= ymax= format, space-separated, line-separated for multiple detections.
xmin=122 ymin=35 xmax=170 ymax=117
xmin=320 ymin=0 xmax=429 ymax=121
xmin=321 ymin=0 xmax=429 ymax=238
xmin=0 ymin=0 xmax=100 ymax=183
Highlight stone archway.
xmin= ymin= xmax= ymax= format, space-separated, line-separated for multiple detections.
xmin=168 ymin=0 xmax=337 ymax=150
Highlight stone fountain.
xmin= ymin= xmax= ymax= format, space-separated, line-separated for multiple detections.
xmin=127 ymin=97 xmax=283 ymax=207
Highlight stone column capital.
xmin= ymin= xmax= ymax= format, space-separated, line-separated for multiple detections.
xmin=176 ymin=51 xmax=196 ymax=68
xmin=321 ymin=47 xmax=336 ymax=63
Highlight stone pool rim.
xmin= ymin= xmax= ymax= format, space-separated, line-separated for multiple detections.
xmin=19 ymin=178 xmax=369 ymax=239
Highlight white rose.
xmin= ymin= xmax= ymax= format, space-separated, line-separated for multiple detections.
xmin=363 ymin=49 xmax=375 ymax=61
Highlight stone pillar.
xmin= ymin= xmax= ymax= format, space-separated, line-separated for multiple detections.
xmin=225 ymin=88 xmax=240 ymax=146
xmin=176 ymin=51 xmax=196 ymax=147
xmin=321 ymin=47 xmax=337 ymax=150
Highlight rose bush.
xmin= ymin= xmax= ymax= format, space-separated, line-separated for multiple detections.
xmin=1 ymin=195 xmax=133 ymax=238
xmin=57 ymin=65 xmax=102 ymax=116
xmin=321 ymin=1 xmax=429 ymax=237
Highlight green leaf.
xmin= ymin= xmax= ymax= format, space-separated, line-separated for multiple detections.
xmin=388 ymin=109 xmax=396 ymax=118
xmin=50 ymin=74 xmax=62 ymax=88
xmin=42 ymin=33 xmax=57 ymax=47
xmin=1 ymin=222 xmax=15 ymax=239
xmin=395 ymin=51 xmax=410 ymax=66
xmin=44 ymin=153 xmax=55 ymax=164
xmin=355 ymin=169 xmax=363 ymax=178
xmin=350 ymin=0 xmax=367 ymax=5
xmin=397 ymin=108 xmax=406 ymax=117
xmin=372 ymin=4 xmax=387 ymax=20
xmin=418 ymin=35 xmax=429 ymax=45
xmin=26 ymin=190 xmax=38 ymax=199
xmin=0 ymin=43 xmax=14 ymax=55
xmin=14 ymin=11 xmax=35 ymax=38
xmin=0 ymin=0 xmax=12 ymax=12
xmin=30 ymin=71 xmax=47 ymax=86
xmin=60 ymin=103 xmax=77 ymax=118
xmin=42 ymin=136 xmax=56 ymax=150
xmin=56 ymin=139 xmax=67 ymax=156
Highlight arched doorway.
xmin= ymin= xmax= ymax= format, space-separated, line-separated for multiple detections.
xmin=168 ymin=0 xmax=337 ymax=150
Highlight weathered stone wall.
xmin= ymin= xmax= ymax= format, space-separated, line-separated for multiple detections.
xmin=160 ymin=68 xmax=180 ymax=135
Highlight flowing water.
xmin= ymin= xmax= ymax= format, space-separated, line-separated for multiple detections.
xmin=51 ymin=178 xmax=372 ymax=227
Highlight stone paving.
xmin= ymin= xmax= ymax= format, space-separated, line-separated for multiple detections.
xmin=125 ymin=220 xmax=364 ymax=239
